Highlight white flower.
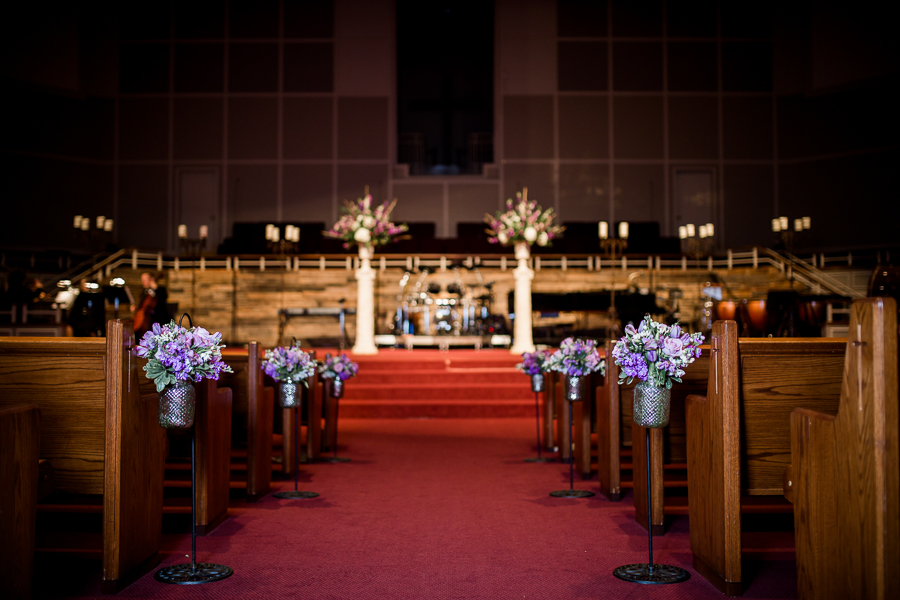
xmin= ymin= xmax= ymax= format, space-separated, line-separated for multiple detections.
xmin=354 ymin=228 xmax=371 ymax=243
xmin=537 ymin=232 xmax=549 ymax=246
xmin=524 ymin=226 xmax=537 ymax=243
xmin=363 ymin=216 xmax=376 ymax=228
xmin=498 ymin=232 xmax=508 ymax=244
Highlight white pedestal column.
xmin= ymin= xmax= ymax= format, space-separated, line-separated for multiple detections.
xmin=510 ymin=242 xmax=535 ymax=355
xmin=351 ymin=246 xmax=378 ymax=355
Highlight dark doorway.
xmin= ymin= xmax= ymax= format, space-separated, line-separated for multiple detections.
xmin=397 ymin=1 xmax=494 ymax=175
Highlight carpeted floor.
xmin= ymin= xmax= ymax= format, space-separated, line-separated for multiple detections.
xmin=35 ymin=418 xmax=797 ymax=599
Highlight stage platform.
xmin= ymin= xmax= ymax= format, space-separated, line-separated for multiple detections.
xmin=373 ymin=334 xmax=511 ymax=350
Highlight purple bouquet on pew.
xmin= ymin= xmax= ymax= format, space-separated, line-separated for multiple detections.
xmin=516 ymin=350 xmax=554 ymax=375
xmin=318 ymin=353 xmax=359 ymax=381
xmin=324 ymin=192 xmax=409 ymax=250
xmin=261 ymin=345 xmax=317 ymax=386
xmin=136 ymin=320 xmax=233 ymax=393
xmin=612 ymin=315 xmax=704 ymax=389
xmin=548 ymin=337 xmax=605 ymax=377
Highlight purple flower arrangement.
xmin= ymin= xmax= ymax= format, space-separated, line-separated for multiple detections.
xmin=318 ymin=353 xmax=359 ymax=381
xmin=548 ymin=337 xmax=606 ymax=377
xmin=136 ymin=320 xmax=233 ymax=393
xmin=261 ymin=345 xmax=317 ymax=386
xmin=484 ymin=187 xmax=564 ymax=247
xmin=324 ymin=193 xmax=409 ymax=249
xmin=611 ymin=315 xmax=705 ymax=389
xmin=516 ymin=350 xmax=554 ymax=375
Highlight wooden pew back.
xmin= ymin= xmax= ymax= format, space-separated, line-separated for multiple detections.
xmin=685 ymin=321 xmax=845 ymax=594
xmin=220 ymin=343 xmax=274 ymax=502
xmin=0 ymin=404 xmax=40 ymax=600
xmin=0 ymin=322 xmax=166 ymax=590
xmin=598 ymin=342 xmax=709 ymax=511
xmin=790 ymin=297 xmax=899 ymax=600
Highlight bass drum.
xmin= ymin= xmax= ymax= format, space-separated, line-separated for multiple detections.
xmin=407 ymin=304 xmax=433 ymax=336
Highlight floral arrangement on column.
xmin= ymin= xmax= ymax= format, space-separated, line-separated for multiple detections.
xmin=611 ymin=316 xmax=704 ymax=389
xmin=136 ymin=320 xmax=233 ymax=392
xmin=317 ymin=353 xmax=359 ymax=381
xmin=483 ymin=187 xmax=564 ymax=248
xmin=549 ymin=337 xmax=605 ymax=377
xmin=261 ymin=345 xmax=318 ymax=386
xmin=324 ymin=192 xmax=409 ymax=250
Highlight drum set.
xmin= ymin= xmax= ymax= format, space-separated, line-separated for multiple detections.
xmin=387 ymin=264 xmax=505 ymax=337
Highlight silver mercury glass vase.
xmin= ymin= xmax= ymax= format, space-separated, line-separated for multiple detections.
xmin=530 ymin=373 xmax=545 ymax=393
xmin=565 ymin=375 xmax=587 ymax=402
xmin=158 ymin=381 xmax=196 ymax=429
xmin=632 ymin=380 xmax=672 ymax=428
xmin=330 ymin=377 xmax=344 ymax=399
xmin=279 ymin=380 xmax=300 ymax=408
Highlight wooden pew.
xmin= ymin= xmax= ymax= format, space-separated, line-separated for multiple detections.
xmin=598 ymin=342 xmax=709 ymax=533
xmin=543 ymin=371 xmax=555 ymax=453
xmin=193 ymin=378 xmax=232 ymax=533
xmin=788 ymin=297 xmax=899 ymax=600
xmin=574 ymin=370 xmax=603 ymax=478
xmin=282 ymin=350 xmax=321 ymax=470
xmin=685 ymin=322 xmax=845 ymax=595
xmin=220 ymin=343 xmax=275 ymax=502
xmin=553 ymin=368 xmax=602 ymax=477
xmin=323 ymin=377 xmax=339 ymax=452
xmin=0 ymin=404 xmax=40 ymax=600
xmin=554 ymin=374 xmax=570 ymax=463
xmin=0 ymin=321 xmax=166 ymax=593
xmin=138 ymin=360 xmax=233 ymax=532
xmin=596 ymin=340 xmax=622 ymax=500
xmin=631 ymin=349 xmax=708 ymax=534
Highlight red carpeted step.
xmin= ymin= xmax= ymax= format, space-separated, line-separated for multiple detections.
xmin=340 ymin=399 xmax=533 ymax=418
xmin=344 ymin=382 xmax=532 ymax=400
xmin=354 ymin=369 xmax=524 ymax=385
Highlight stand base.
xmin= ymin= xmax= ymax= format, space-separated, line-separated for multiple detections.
xmin=524 ymin=456 xmax=554 ymax=463
xmin=154 ymin=563 xmax=233 ymax=585
xmin=317 ymin=456 xmax=351 ymax=463
xmin=549 ymin=489 xmax=595 ymax=498
xmin=613 ymin=563 xmax=690 ymax=584
xmin=273 ymin=490 xmax=320 ymax=499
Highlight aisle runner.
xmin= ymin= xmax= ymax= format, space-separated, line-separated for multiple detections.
xmin=37 ymin=419 xmax=797 ymax=599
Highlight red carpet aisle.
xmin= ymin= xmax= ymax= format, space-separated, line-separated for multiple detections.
xmin=34 ymin=419 xmax=796 ymax=599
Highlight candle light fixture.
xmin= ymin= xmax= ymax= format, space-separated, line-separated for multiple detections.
xmin=598 ymin=220 xmax=629 ymax=339
xmin=266 ymin=224 xmax=300 ymax=254
xmin=679 ymin=222 xmax=715 ymax=260
xmin=72 ymin=214 xmax=114 ymax=251
xmin=178 ymin=224 xmax=208 ymax=256
xmin=771 ymin=215 xmax=812 ymax=290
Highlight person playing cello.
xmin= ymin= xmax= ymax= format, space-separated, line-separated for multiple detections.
xmin=133 ymin=271 xmax=172 ymax=338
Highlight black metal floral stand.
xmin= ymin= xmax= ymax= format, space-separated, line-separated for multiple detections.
xmin=155 ymin=314 xmax=234 ymax=585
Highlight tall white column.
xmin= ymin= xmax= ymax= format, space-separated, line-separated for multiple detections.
xmin=351 ymin=246 xmax=378 ymax=355
xmin=510 ymin=242 xmax=535 ymax=354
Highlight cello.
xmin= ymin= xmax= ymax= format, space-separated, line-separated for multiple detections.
xmin=133 ymin=288 xmax=157 ymax=337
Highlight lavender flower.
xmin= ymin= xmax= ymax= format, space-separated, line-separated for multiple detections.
xmin=261 ymin=345 xmax=317 ymax=385
xmin=137 ymin=320 xmax=233 ymax=393
xmin=611 ymin=315 xmax=705 ymax=389
xmin=516 ymin=350 xmax=553 ymax=375
xmin=548 ymin=337 xmax=606 ymax=377
xmin=318 ymin=353 xmax=359 ymax=381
